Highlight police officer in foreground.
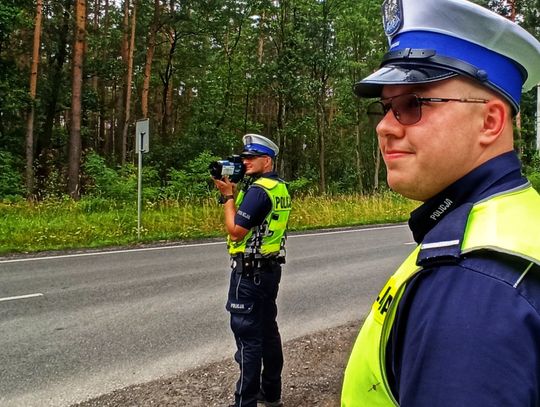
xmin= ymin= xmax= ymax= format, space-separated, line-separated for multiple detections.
xmin=341 ymin=0 xmax=540 ymax=406
xmin=213 ymin=134 xmax=291 ymax=407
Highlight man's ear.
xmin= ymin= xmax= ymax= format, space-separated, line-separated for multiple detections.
xmin=479 ymin=98 xmax=508 ymax=146
xmin=263 ymin=155 xmax=272 ymax=170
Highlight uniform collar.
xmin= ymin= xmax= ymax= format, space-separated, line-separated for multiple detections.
xmin=409 ymin=151 xmax=527 ymax=244
xmin=249 ymin=171 xmax=279 ymax=180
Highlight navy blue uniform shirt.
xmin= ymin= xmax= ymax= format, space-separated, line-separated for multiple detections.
xmin=387 ymin=151 xmax=540 ymax=406
xmin=234 ymin=172 xmax=277 ymax=230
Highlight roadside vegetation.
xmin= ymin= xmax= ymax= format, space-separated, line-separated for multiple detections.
xmin=2 ymin=151 xmax=539 ymax=256
xmin=1 ymin=2 xmax=538 ymax=258
xmin=0 ymin=191 xmax=417 ymax=255
xmin=2 ymin=149 xmax=417 ymax=255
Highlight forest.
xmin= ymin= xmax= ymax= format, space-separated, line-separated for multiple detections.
xmin=1 ymin=0 xmax=539 ymax=202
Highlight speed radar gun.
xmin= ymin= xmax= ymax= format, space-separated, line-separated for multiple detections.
xmin=208 ymin=155 xmax=246 ymax=183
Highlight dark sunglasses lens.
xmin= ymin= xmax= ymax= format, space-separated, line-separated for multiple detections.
xmin=367 ymin=101 xmax=386 ymax=127
xmin=393 ymin=94 xmax=421 ymax=125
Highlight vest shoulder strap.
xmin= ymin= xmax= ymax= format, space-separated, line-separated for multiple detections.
xmin=462 ymin=185 xmax=540 ymax=265
xmin=417 ymin=185 xmax=540 ymax=267
xmin=254 ymin=177 xmax=279 ymax=190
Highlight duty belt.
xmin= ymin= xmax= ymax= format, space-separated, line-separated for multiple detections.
xmin=231 ymin=253 xmax=284 ymax=275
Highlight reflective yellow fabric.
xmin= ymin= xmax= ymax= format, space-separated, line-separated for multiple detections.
xmin=227 ymin=177 xmax=291 ymax=256
xmin=341 ymin=185 xmax=540 ymax=407
xmin=462 ymin=186 xmax=540 ymax=263
xmin=341 ymin=247 xmax=420 ymax=407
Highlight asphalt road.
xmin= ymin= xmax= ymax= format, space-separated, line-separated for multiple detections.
xmin=0 ymin=224 xmax=414 ymax=407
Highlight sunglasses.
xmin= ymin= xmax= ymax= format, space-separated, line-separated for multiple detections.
xmin=366 ymin=93 xmax=489 ymax=127
xmin=241 ymin=154 xmax=269 ymax=161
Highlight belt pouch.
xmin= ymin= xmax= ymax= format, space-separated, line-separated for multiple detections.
xmin=233 ymin=254 xmax=244 ymax=274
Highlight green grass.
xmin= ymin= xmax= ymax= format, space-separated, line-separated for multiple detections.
xmin=289 ymin=192 xmax=416 ymax=230
xmin=0 ymin=192 xmax=418 ymax=255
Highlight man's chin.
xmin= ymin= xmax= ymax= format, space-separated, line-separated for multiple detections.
xmin=387 ymin=178 xmax=418 ymax=201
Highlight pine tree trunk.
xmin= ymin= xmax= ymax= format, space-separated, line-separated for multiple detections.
xmin=100 ymin=0 xmax=110 ymax=158
xmin=161 ymin=29 xmax=177 ymax=141
xmin=355 ymin=108 xmax=364 ymax=192
xmin=90 ymin=0 xmax=100 ymax=152
xmin=317 ymin=99 xmax=326 ymax=195
xmin=121 ymin=0 xmax=136 ymax=163
xmin=68 ymin=0 xmax=87 ymax=200
xmin=142 ymin=0 xmax=160 ymax=118
xmin=374 ymin=147 xmax=381 ymax=191
xmin=115 ymin=0 xmax=130 ymax=164
xmin=25 ymin=0 xmax=43 ymax=199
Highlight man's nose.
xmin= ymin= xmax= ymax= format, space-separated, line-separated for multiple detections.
xmin=376 ymin=109 xmax=404 ymax=138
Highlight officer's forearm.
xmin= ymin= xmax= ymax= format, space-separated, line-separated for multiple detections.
xmin=223 ymin=200 xmax=249 ymax=241
xmin=223 ymin=199 xmax=237 ymax=235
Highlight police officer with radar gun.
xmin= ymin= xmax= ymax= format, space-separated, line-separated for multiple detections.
xmin=213 ymin=134 xmax=291 ymax=407
xmin=341 ymin=0 xmax=540 ymax=406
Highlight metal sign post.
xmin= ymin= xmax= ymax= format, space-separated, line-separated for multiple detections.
xmin=136 ymin=119 xmax=150 ymax=240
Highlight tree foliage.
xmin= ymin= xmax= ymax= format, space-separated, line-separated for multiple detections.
xmin=0 ymin=0 xmax=539 ymax=201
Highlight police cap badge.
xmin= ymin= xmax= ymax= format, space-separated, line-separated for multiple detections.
xmin=382 ymin=0 xmax=403 ymax=37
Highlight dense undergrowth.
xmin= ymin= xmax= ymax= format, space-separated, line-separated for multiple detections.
xmin=0 ymin=192 xmax=417 ymax=255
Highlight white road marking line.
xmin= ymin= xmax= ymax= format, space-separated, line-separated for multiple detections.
xmin=0 ymin=224 xmax=409 ymax=264
xmin=0 ymin=242 xmax=225 ymax=264
xmin=290 ymin=224 xmax=407 ymax=238
xmin=0 ymin=293 xmax=44 ymax=302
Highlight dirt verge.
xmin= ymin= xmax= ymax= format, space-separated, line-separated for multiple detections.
xmin=72 ymin=321 xmax=360 ymax=407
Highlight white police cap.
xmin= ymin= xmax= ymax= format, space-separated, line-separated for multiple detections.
xmin=241 ymin=134 xmax=279 ymax=158
xmin=354 ymin=0 xmax=540 ymax=111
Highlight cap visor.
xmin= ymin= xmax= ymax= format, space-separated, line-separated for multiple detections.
xmin=354 ymin=64 xmax=457 ymax=98
xmin=240 ymin=151 xmax=266 ymax=157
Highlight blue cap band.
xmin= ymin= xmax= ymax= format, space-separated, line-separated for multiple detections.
xmin=243 ymin=143 xmax=276 ymax=157
xmin=391 ymin=31 xmax=526 ymax=108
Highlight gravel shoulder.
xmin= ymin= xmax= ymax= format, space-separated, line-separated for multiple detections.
xmin=72 ymin=321 xmax=361 ymax=407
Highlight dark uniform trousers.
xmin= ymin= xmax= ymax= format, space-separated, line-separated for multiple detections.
xmin=226 ymin=259 xmax=283 ymax=407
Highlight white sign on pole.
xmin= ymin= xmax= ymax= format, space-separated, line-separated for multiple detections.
xmin=135 ymin=118 xmax=149 ymax=240
xmin=136 ymin=118 xmax=150 ymax=153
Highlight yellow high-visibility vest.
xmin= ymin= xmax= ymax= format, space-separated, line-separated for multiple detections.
xmin=341 ymin=185 xmax=540 ymax=407
xmin=228 ymin=177 xmax=291 ymax=256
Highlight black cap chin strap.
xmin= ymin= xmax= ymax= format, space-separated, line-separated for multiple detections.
xmin=381 ymin=48 xmax=490 ymax=83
